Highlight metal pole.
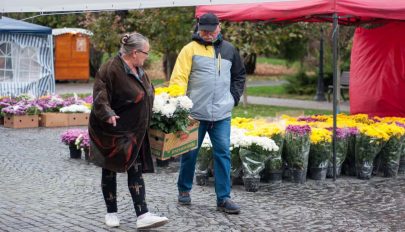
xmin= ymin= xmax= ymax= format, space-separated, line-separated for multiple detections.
xmin=314 ymin=27 xmax=326 ymax=101
xmin=332 ymin=13 xmax=339 ymax=181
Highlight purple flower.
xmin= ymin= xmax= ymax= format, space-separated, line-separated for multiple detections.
xmin=395 ymin=122 xmax=405 ymax=128
xmin=326 ymin=127 xmax=359 ymax=139
xmin=1 ymin=100 xmax=42 ymax=115
xmin=286 ymin=125 xmax=311 ymax=136
xmin=82 ymin=95 xmax=93 ymax=104
xmin=297 ymin=116 xmax=319 ymax=123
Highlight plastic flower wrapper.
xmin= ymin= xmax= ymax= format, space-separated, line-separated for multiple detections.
xmin=230 ymin=127 xmax=248 ymax=178
xmin=238 ymin=135 xmax=279 ymax=178
xmin=355 ymin=123 xmax=389 ymax=179
xmin=61 ymin=129 xmax=87 ymax=146
xmin=196 ymin=134 xmax=213 ymax=176
xmin=284 ymin=125 xmax=311 ymax=183
xmin=151 ymin=85 xmax=193 ymax=134
xmin=326 ymin=127 xmax=358 ymax=177
xmin=59 ymin=104 xmax=91 ymax=113
xmin=378 ymin=122 xmax=405 ymax=177
xmin=75 ymin=131 xmax=90 ymax=151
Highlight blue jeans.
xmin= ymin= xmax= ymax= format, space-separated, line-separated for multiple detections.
xmin=177 ymin=117 xmax=231 ymax=203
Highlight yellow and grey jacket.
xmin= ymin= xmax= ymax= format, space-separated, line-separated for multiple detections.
xmin=170 ymin=34 xmax=246 ymax=121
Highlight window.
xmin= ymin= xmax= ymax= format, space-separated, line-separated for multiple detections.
xmin=18 ymin=47 xmax=41 ymax=82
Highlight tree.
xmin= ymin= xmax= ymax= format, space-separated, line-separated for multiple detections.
xmin=124 ymin=7 xmax=195 ymax=81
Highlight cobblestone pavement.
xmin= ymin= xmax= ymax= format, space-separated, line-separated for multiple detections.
xmin=1 ymin=126 xmax=405 ymax=231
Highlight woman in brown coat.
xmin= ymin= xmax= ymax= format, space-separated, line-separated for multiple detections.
xmin=89 ymin=32 xmax=169 ymax=229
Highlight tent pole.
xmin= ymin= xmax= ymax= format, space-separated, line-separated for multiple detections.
xmin=332 ymin=13 xmax=339 ymax=181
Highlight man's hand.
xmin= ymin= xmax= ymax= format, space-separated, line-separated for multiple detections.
xmin=106 ymin=116 xmax=120 ymax=127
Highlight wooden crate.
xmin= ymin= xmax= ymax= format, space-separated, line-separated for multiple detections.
xmin=4 ymin=115 xmax=39 ymax=128
xmin=68 ymin=113 xmax=90 ymax=126
xmin=149 ymin=120 xmax=199 ymax=160
xmin=39 ymin=113 xmax=69 ymax=127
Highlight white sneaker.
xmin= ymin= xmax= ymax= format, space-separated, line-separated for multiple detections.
xmin=105 ymin=213 xmax=120 ymax=227
xmin=136 ymin=212 xmax=169 ymax=229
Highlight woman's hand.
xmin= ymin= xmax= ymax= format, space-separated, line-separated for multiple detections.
xmin=106 ymin=116 xmax=120 ymax=127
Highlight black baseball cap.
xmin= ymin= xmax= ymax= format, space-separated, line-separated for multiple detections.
xmin=198 ymin=13 xmax=219 ymax=32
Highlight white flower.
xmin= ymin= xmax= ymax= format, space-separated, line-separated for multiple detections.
xmin=177 ymin=96 xmax=193 ymax=110
xmin=240 ymin=135 xmax=279 ymax=152
xmin=60 ymin=104 xmax=91 ymax=113
xmin=152 ymin=95 xmax=167 ymax=114
xmin=160 ymin=102 xmax=176 ymax=117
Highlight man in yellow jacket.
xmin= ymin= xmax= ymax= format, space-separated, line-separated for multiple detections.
xmin=170 ymin=13 xmax=246 ymax=214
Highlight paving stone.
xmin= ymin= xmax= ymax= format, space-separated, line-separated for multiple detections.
xmin=1 ymin=127 xmax=405 ymax=231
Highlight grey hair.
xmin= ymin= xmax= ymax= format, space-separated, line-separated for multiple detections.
xmin=120 ymin=32 xmax=149 ymax=55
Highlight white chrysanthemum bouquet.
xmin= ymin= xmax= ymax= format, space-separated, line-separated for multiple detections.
xmin=151 ymin=85 xmax=193 ymax=134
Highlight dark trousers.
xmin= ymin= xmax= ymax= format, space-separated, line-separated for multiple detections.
xmin=101 ymin=163 xmax=148 ymax=216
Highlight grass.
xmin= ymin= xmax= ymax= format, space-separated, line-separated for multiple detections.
xmin=232 ymin=104 xmax=332 ymax=118
xmin=257 ymin=57 xmax=288 ymax=66
xmin=246 ymin=85 xmax=314 ymax=100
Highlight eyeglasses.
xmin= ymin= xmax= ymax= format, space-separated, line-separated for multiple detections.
xmin=137 ymin=50 xmax=149 ymax=56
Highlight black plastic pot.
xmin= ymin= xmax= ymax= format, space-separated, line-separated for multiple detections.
xmin=243 ymin=177 xmax=260 ymax=192
xmin=195 ymin=174 xmax=209 ymax=186
xmin=69 ymin=145 xmax=81 ymax=159
xmin=291 ymin=169 xmax=307 ymax=184
xmin=267 ymin=170 xmax=283 ymax=183
xmin=309 ymin=167 xmax=327 ymax=180
xmin=356 ymin=162 xmax=373 ymax=180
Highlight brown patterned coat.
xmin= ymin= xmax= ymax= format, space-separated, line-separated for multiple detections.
xmin=89 ymin=55 xmax=154 ymax=173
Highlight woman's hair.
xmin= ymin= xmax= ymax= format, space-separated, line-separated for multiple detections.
xmin=120 ymin=32 xmax=149 ymax=55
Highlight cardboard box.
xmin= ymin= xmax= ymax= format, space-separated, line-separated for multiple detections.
xmin=149 ymin=120 xmax=199 ymax=160
xmin=4 ymin=115 xmax=39 ymax=128
xmin=68 ymin=113 xmax=90 ymax=126
xmin=39 ymin=113 xmax=69 ymax=127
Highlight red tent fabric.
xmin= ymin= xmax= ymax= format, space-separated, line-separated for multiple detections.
xmin=350 ymin=22 xmax=405 ymax=117
xmin=196 ymin=0 xmax=405 ymax=24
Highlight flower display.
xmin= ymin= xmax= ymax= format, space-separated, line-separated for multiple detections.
xmin=150 ymin=85 xmax=193 ymax=134
xmin=37 ymin=95 xmax=67 ymax=112
xmin=1 ymin=100 xmax=42 ymax=116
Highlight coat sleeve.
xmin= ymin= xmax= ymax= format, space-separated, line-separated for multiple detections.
xmin=169 ymin=45 xmax=193 ymax=88
xmin=92 ymin=63 xmax=117 ymax=122
xmin=230 ymin=47 xmax=246 ymax=106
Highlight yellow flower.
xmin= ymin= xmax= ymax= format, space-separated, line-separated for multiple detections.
xmin=154 ymin=85 xmax=186 ymax=96
xmin=310 ymin=128 xmax=332 ymax=144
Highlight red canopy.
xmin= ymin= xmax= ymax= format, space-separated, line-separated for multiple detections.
xmin=196 ymin=0 xmax=405 ymax=24
xmin=350 ymin=22 xmax=405 ymax=117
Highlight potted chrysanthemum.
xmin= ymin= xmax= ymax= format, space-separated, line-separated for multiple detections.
xmin=355 ymin=123 xmax=388 ymax=179
xmin=284 ymin=124 xmax=311 ymax=183
xmin=60 ymin=128 xmax=87 ymax=159
xmin=378 ymin=122 xmax=405 ymax=177
xmin=238 ymin=135 xmax=279 ymax=192
xmin=326 ymin=127 xmax=358 ymax=178
xmin=1 ymin=99 xmax=42 ymax=128
xmin=308 ymin=128 xmax=332 ymax=180
xmin=149 ymin=85 xmax=198 ymax=160
xmin=195 ymin=134 xmax=213 ymax=186
xmin=37 ymin=95 xmax=70 ymax=127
